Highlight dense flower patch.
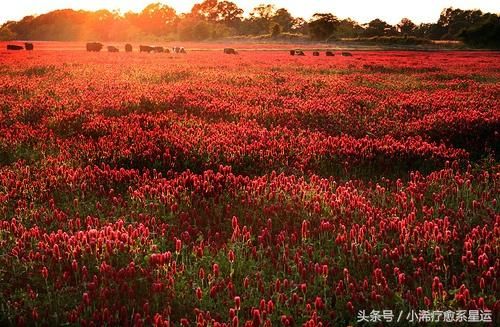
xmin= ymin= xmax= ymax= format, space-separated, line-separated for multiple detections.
xmin=0 ymin=47 xmax=498 ymax=326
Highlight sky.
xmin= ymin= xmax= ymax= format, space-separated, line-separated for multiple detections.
xmin=1 ymin=1 xmax=499 ymax=25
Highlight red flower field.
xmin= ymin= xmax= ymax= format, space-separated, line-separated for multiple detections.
xmin=0 ymin=45 xmax=498 ymax=326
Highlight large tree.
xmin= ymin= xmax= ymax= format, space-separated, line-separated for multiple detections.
xmin=363 ymin=18 xmax=394 ymax=37
xmin=190 ymin=0 xmax=219 ymax=21
xmin=459 ymin=13 xmax=500 ymax=48
xmin=271 ymin=8 xmax=294 ymax=33
xmin=9 ymin=10 xmax=88 ymax=40
xmin=134 ymin=2 xmax=177 ymax=36
xmin=190 ymin=0 xmax=244 ymax=22
xmin=215 ymin=1 xmax=244 ymax=23
xmin=0 ymin=22 xmax=17 ymax=40
xmin=437 ymin=7 xmax=484 ymax=39
xmin=249 ymin=4 xmax=276 ymax=21
xmin=244 ymin=4 xmax=277 ymax=34
xmin=334 ymin=18 xmax=363 ymax=38
xmin=397 ymin=18 xmax=416 ymax=35
xmin=308 ymin=13 xmax=339 ymax=40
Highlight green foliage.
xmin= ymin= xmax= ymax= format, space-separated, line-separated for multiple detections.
xmin=308 ymin=13 xmax=339 ymax=40
xmin=270 ymin=23 xmax=281 ymax=37
xmin=438 ymin=7 xmax=484 ymax=39
xmin=363 ymin=19 xmax=395 ymax=37
xmin=459 ymin=14 xmax=500 ymax=49
xmin=397 ymin=18 xmax=417 ymax=34
xmin=0 ymin=23 xmax=17 ymax=41
xmin=192 ymin=21 xmax=212 ymax=40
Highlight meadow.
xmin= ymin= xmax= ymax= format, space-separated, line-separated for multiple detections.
xmin=0 ymin=45 xmax=498 ymax=326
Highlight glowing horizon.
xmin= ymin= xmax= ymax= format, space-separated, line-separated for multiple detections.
xmin=1 ymin=1 xmax=499 ymax=25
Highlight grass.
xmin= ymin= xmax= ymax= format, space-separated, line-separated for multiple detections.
xmin=23 ymin=65 xmax=57 ymax=77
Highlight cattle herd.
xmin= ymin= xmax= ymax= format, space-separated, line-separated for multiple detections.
xmin=84 ymin=43 xmax=187 ymax=54
xmin=6 ymin=42 xmax=34 ymax=51
xmin=6 ymin=42 xmax=353 ymax=57
xmin=291 ymin=49 xmax=353 ymax=56
xmin=138 ymin=45 xmax=186 ymax=53
xmin=223 ymin=48 xmax=352 ymax=57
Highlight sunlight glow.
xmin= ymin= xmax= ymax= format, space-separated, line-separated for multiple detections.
xmin=1 ymin=0 xmax=499 ymax=24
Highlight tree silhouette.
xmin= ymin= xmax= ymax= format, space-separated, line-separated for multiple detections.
xmin=397 ymin=18 xmax=416 ymax=35
xmin=308 ymin=13 xmax=339 ymax=40
xmin=363 ymin=19 xmax=394 ymax=37
xmin=190 ymin=0 xmax=218 ymax=21
xmin=334 ymin=18 xmax=363 ymax=38
xmin=135 ymin=2 xmax=177 ymax=36
xmin=272 ymin=8 xmax=294 ymax=33
xmin=438 ymin=7 xmax=483 ymax=39
xmin=459 ymin=13 xmax=500 ymax=48
xmin=215 ymin=1 xmax=244 ymax=24
xmin=246 ymin=4 xmax=277 ymax=34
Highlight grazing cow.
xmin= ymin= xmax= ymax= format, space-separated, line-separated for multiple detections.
xmin=153 ymin=46 xmax=164 ymax=53
xmin=7 ymin=44 xmax=23 ymax=51
xmin=140 ymin=45 xmax=154 ymax=53
xmin=290 ymin=50 xmax=295 ymax=56
xmin=86 ymin=42 xmax=103 ymax=52
xmin=325 ymin=51 xmax=335 ymax=57
xmin=295 ymin=50 xmax=305 ymax=56
xmin=125 ymin=44 xmax=133 ymax=52
xmin=107 ymin=46 xmax=119 ymax=53
xmin=341 ymin=52 xmax=353 ymax=57
xmin=179 ymin=47 xmax=186 ymax=54
xmin=164 ymin=48 xmax=171 ymax=54
xmin=173 ymin=47 xmax=180 ymax=53
xmin=224 ymin=48 xmax=237 ymax=54
xmin=24 ymin=43 xmax=34 ymax=51
xmin=313 ymin=51 xmax=320 ymax=56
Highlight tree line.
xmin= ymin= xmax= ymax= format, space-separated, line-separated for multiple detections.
xmin=1 ymin=1 xmax=498 ymax=48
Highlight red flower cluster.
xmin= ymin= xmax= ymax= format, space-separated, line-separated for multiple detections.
xmin=0 ymin=46 xmax=498 ymax=325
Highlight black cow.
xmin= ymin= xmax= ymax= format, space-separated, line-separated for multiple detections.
xmin=24 ymin=43 xmax=34 ymax=51
xmin=7 ymin=45 xmax=23 ymax=51
xmin=224 ymin=48 xmax=237 ymax=54
xmin=86 ymin=42 xmax=103 ymax=52
xmin=153 ymin=46 xmax=164 ymax=53
xmin=295 ymin=50 xmax=305 ymax=56
xmin=325 ymin=51 xmax=335 ymax=57
xmin=341 ymin=52 xmax=353 ymax=57
xmin=313 ymin=51 xmax=320 ymax=56
xmin=140 ymin=45 xmax=154 ymax=53
xmin=179 ymin=47 xmax=186 ymax=54
xmin=125 ymin=44 xmax=133 ymax=52
xmin=290 ymin=50 xmax=295 ymax=56
xmin=107 ymin=46 xmax=119 ymax=52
